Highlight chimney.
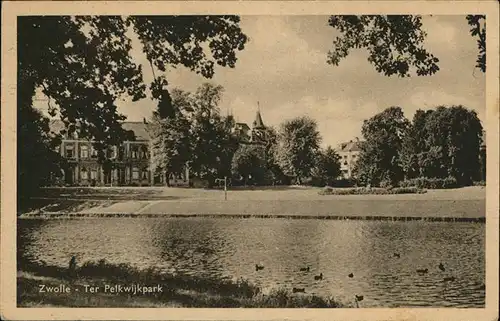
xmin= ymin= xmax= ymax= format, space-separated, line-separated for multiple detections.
xmin=143 ymin=117 xmax=147 ymax=124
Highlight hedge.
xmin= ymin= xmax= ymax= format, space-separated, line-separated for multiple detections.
xmin=398 ymin=177 xmax=458 ymax=189
xmin=319 ymin=186 xmax=426 ymax=195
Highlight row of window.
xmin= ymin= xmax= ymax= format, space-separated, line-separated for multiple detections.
xmin=64 ymin=145 xmax=149 ymax=160
xmin=79 ymin=168 xmax=149 ymax=180
xmin=341 ymin=154 xmax=358 ymax=159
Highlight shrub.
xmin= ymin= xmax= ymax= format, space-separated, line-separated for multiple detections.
xmin=473 ymin=180 xmax=486 ymax=186
xmin=399 ymin=176 xmax=458 ymax=189
xmin=379 ymin=179 xmax=393 ymax=189
xmin=319 ymin=186 xmax=425 ymax=195
xmin=331 ymin=179 xmax=355 ymax=188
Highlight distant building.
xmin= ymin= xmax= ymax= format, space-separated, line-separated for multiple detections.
xmin=49 ymin=120 xmax=189 ymax=187
xmin=336 ymin=138 xmax=364 ymax=179
xmin=234 ymin=122 xmax=251 ymax=142
xmin=48 ymin=107 xmax=269 ymax=187
xmin=250 ymin=109 xmax=268 ymax=144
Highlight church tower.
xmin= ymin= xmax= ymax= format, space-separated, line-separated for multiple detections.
xmin=251 ymin=103 xmax=267 ymax=143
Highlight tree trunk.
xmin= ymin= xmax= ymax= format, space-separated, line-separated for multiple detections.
xmin=165 ymin=171 xmax=171 ymax=187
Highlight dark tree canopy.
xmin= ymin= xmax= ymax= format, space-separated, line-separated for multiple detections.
xmin=275 ymin=116 xmax=322 ymax=184
xmin=466 ymin=15 xmax=486 ymax=72
xmin=354 ymin=106 xmax=409 ymax=185
xmin=18 ymin=15 xmax=248 ymax=147
xmin=328 ymin=15 xmax=486 ymax=77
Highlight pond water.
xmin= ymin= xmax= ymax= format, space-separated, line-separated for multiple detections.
xmin=18 ymin=218 xmax=485 ymax=307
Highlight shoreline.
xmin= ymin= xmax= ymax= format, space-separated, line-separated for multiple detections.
xmin=17 ymin=260 xmax=348 ymax=308
xmin=19 ymin=212 xmax=486 ymax=222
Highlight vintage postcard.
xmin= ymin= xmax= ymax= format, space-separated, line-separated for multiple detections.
xmin=1 ymin=1 xmax=499 ymax=320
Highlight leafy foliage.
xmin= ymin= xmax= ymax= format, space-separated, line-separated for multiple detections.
xmin=328 ymin=15 xmax=486 ymax=76
xmin=275 ymin=116 xmax=321 ymax=184
xmin=399 ymin=105 xmax=483 ymax=185
xmin=319 ymin=186 xmax=425 ymax=195
xmin=17 ymin=106 xmax=65 ymax=197
xmin=148 ymin=90 xmax=192 ymax=185
xmin=188 ymin=83 xmax=239 ymax=184
xmin=231 ymin=144 xmax=267 ymax=185
xmin=354 ymin=107 xmax=409 ymax=186
xmin=466 ymin=15 xmax=486 ymax=73
xmin=328 ymin=15 xmax=439 ymax=77
xmin=399 ymin=176 xmax=458 ymax=189
xmin=311 ymin=146 xmax=341 ymax=186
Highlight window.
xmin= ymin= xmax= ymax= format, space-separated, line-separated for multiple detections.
xmin=131 ymin=146 xmax=138 ymax=159
xmin=142 ymin=170 xmax=148 ymax=180
xmin=65 ymin=145 xmax=74 ymax=158
xmin=111 ymin=147 xmax=117 ymax=159
xmin=81 ymin=145 xmax=89 ymax=158
xmin=90 ymin=169 xmax=97 ymax=180
xmin=132 ymin=168 xmax=139 ymax=180
xmin=141 ymin=146 xmax=148 ymax=159
xmin=91 ymin=147 xmax=98 ymax=158
xmin=81 ymin=168 xmax=88 ymax=180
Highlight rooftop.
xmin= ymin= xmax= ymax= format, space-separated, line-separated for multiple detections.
xmin=49 ymin=120 xmax=149 ymax=141
xmin=336 ymin=140 xmax=364 ymax=153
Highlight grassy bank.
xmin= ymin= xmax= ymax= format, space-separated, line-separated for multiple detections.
xmin=19 ymin=186 xmax=486 ymax=220
xmin=18 ymin=259 xmax=348 ymax=308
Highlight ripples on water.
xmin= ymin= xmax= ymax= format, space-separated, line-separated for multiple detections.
xmin=18 ymin=218 xmax=485 ymax=307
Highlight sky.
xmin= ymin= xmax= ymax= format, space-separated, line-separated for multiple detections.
xmin=35 ymin=15 xmax=486 ymax=148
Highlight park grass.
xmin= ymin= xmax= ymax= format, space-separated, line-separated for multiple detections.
xmin=17 ymin=259 xmax=347 ymax=308
xmin=19 ymin=186 xmax=486 ymax=219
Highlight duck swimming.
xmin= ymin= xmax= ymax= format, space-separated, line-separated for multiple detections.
xmin=299 ymin=266 xmax=310 ymax=272
xmin=314 ymin=273 xmax=323 ymax=280
xmin=292 ymin=287 xmax=305 ymax=293
xmin=255 ymin=264 xmax=264 ymax=271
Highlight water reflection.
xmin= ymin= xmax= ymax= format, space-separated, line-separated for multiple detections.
xmin=18 ymin=218 xmax=485 ymax=307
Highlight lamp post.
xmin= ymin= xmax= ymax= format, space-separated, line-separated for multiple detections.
xmin=215 ymin=176 xmax=228 ymax=200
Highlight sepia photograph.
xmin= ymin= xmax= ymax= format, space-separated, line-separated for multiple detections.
xmin=1 ymin=1 xmax=499 ymax=320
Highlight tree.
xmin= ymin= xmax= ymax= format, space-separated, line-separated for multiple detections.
xmin=18 ymin=15 xmax=248 ymax=193
xmin=327 ymin=15 xmax=486 ymax=77
xmin=275 ymin=116 xmax=321 ymax=184
xmin=17 ymin=105 xmax=65 ymax=198
xmin=354 ymin=106 xmax=409 ymax=186
xmin=311 ymin=146 xmax=341 ymax=186
xmin=420 ymin=106 xmax=483 ymax=185
xmin=231 ymin=144 xmax=267 ymax=185
xmin=148 ymin=89 xmax=192 ymax=186
xmin=189 ymin=83 xmax=239 ymax=184
xmin=399 ymin=109 xmax=434 ymax=179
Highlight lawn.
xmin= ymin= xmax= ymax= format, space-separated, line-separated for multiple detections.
xmin=19 ymin=186 xmax=486 ymax=220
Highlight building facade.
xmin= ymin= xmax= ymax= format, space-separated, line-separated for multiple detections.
xmin=51 ymin=120 xmax=189 ymax=187
xmin=50 ymin=108 xmax=269 ymax=187
xmin=336 ymin=139 xmax=363 ymax=179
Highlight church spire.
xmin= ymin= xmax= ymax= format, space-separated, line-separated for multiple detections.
xmin=253 ymin=102 xmax=265 ymax=129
